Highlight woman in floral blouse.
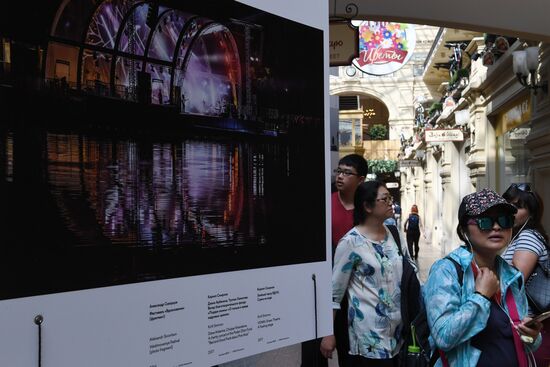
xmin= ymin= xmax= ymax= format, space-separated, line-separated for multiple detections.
xmin=321 ymin=180 xmax=408 ymax=367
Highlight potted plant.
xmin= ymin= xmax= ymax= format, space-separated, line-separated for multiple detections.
xmin=368 ymin=124 xmax=388 ymax=140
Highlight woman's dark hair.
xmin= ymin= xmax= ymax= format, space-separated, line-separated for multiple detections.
xmin=503 ymin=185 xmax=549 ymax=242
xmin=353 ymin=180 xmax=386 ymax=225
xmin=457 ymin=217 xmax=470 ymax=242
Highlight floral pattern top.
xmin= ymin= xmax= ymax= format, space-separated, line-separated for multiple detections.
xmin=332 ymin=225 xmax=407 ymax=359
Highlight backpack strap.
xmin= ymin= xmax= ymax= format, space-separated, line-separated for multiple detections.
xmin=387 ymin=224 xmax=402 ymax=256
xmin=444 ymin=256 xmax=464 ymax=286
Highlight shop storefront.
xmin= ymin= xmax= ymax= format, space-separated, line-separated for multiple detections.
xmin=495 ymin=93 xmax=533 ymax=192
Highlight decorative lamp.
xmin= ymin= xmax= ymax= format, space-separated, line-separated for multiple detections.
xmin=525 ymin=47 xmax=540 ymax=72
xmin=454 ymin=109 xmax=470 ymax=126
xmin=512 ymin=46 xmax=548 ymax=95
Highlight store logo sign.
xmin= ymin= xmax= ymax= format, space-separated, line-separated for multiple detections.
xmin=399 ymin=160 xmax=421 ymax=168
xmin=329 ymin=21 xmax=359 ymax=66
xmin=425 ymin=129 xmax=464 ymax=142
xmin=352 ymin=21 xmax=416 ymax=75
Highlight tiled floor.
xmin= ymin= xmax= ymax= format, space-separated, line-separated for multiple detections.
xmin=221 ymin=237 xmax=443 ymax=367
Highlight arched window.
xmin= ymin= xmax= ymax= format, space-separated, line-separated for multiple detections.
xmin=147 ymin=9 xmax=191 ymax=61
xmin=47 ymin=0 xmax=243 ymax=113
xmin=117 ymin=2 xmax=152 ymax=56
xmin=53 ymin=0 xmax=96 ymax=42
xmin=175 ymin=24 xmax=241 ymax=116
xmin=85 ymin=0 xmax=135 ymax=49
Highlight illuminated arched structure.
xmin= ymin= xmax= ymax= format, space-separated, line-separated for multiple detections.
xmin=46 ymin=0 xmax=242 ymax=117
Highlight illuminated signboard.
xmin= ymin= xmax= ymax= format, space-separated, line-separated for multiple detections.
xmin=352 ymin=21 xmax=416 ymax=75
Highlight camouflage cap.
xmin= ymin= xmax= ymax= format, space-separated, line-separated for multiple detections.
xmin=458 ymin=188 xmax=517 ymax=221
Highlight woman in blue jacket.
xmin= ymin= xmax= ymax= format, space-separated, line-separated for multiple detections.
xmin=423 ymin=188 xmax=542 ymax=366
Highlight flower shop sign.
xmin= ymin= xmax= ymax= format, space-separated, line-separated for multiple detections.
xmin=352 ymin=21 xmax=416 ymax=75
xmin=425 ymin=129 xmax=464 ymax=143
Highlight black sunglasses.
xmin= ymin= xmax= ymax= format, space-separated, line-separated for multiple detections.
xmin=467 ymin=215 xmax=515 ymax=231
xmin=505 ymin=183 xmax=533 ymax=195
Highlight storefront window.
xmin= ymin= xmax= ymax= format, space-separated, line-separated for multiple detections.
xmin=495 ymin=94 xmax=532 ymax=192
xmin=338 ymin=117 xmax=363 ymax=148
xmin=497 ymin=122 xmax=532 ymax=191
xmin=354 ymin=121 xmax=362 ymax=146
xmin=339 ymin=120 xmax=352 ymax=147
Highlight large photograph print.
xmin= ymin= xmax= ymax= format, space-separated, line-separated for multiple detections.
xmin=1 ymin=0 xmax=325 ymax=301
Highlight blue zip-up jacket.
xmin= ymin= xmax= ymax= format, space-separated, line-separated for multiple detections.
xmin=423 ymin=245 xmax=541 ymax=366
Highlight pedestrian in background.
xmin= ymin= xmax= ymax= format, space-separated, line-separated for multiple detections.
xmin=321 ymin=181 xmax=409 ymax=367
xmin=404 ymin=205 xmax=422 ymax=260
xmin=423 ymin=188 xmax=542 ymax=366
xmin=502 ymin=183 xmax=550 ymax=366
xmin=393 ymin=202 xmax=402 ymax=228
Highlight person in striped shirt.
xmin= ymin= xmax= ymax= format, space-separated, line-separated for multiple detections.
xmin=502 ymin=183 xmax=550 ymax=366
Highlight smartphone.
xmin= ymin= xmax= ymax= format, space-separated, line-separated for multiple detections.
xmin=524 ymin=310 xmax=550 ymax=327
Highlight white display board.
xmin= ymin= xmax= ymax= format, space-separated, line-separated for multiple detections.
xmin=0 ymin=0 xmax=331 ymax=366
xmin=0 ymin=263 xmax=332 ymax=366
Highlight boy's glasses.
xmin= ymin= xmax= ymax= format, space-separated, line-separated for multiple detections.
xmin=334 ymin=168 xmax=360 ymax=177
xmin=467 ymin=215 xmax=515 ymax=231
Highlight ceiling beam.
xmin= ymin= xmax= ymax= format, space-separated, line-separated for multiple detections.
xmin=329 ymin=0 xmax=550 ymax=42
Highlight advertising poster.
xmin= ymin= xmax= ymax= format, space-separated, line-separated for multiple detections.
xmin=0 ymin=0 xmax=331 ymax=365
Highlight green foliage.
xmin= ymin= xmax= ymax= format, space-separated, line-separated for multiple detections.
xmin=450 ymin=68 xmax=470 ymax=87
xmin=368 ymin=159 xmax=398 ymax=174
xmin=368 ymin=124 xmax=388 ymax=140
xmin=428 ymin=102 xmax=443 ymax=116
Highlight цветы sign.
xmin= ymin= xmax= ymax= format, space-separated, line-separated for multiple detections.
xmin=352 ymin=21 xmax=416 ymax=75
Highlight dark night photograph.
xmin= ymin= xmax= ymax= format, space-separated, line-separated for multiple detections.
xmin=0 ymin=0 xmax=325 ymax=300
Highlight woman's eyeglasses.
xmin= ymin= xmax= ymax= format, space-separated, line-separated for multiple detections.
xmin=467 ymin=215 xmax=515 ymax=231
xmin=376 ymin=195 xmax=394 ymax=205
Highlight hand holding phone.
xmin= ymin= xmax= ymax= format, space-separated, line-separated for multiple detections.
xmin=524 ymin=311 xmax=550 ymax=328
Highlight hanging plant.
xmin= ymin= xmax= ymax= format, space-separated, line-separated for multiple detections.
xmin=367 ymin=159 xmax=398 ymax=174
xmin=449 ymin=68 xmax=470 ymax=88
xmin=428 ymin=102 xmax=443 ymax=116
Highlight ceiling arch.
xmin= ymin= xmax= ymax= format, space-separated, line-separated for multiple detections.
xmin=330 ymin=84 xmax=399 ymax=123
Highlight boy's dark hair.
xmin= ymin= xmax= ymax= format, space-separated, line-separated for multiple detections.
xmin=339 ymin=154 xmax=368 ymax=177
xmin=353 ymin=180 xmax=385 ymax=225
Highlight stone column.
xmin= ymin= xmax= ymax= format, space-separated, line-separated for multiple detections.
xmin=440 ymin=142 xmax=455 ymax=254
xmin=423 ymin=153 xmax=433 ymax=244
xmin=526 ymin=42 xmax=550 ymax=229
xmin=463 ymin=38 xmax=489 ymax=190
xmin=465 ymin=91 xmax=489 ymax=189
